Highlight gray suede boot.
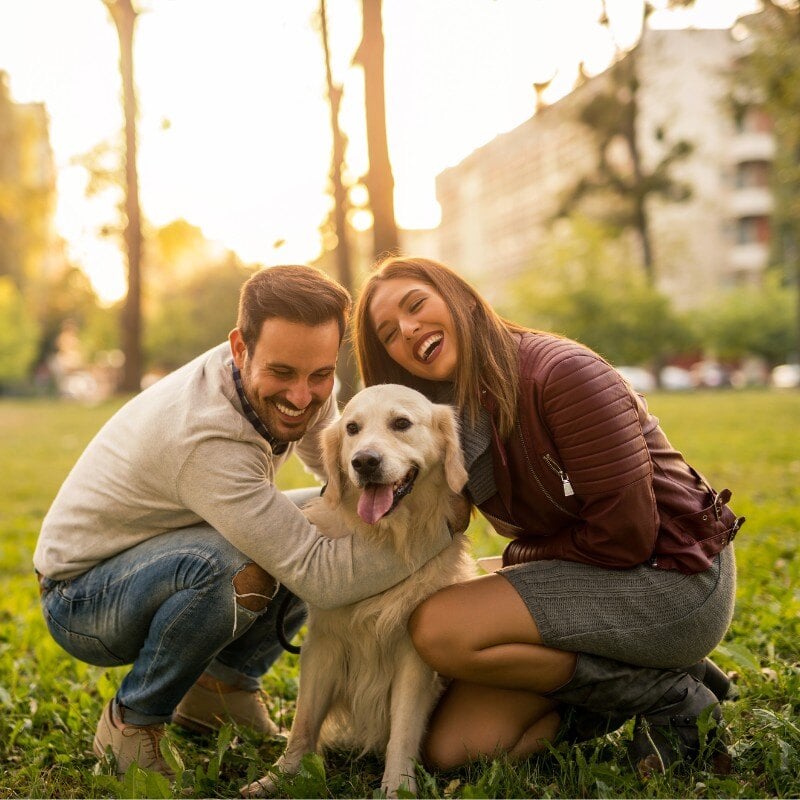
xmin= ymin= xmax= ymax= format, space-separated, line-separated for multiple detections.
xmin=545 ymin=654 xmax=730 ymax=774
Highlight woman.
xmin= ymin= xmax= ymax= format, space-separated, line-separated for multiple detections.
xmin=353 ymin=256 xmax=742 ymax=775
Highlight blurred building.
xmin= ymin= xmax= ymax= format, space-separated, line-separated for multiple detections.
xmin=434 ymin=26 xmax=773 ymax=310
xmin=0 ymin=71 xmax=60 ymax=287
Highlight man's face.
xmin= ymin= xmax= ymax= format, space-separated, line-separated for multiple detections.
xmin=230 ymin=318 xmax=340 ymax=443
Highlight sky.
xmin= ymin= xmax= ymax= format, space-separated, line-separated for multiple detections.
xmin=0 ymin=0 xmax=759 ymax=302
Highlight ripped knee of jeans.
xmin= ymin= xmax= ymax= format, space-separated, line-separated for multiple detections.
xmin=232 ymin=562 xmax=277 ymax=612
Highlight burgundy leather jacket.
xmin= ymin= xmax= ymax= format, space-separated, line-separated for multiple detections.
xmin=478 ymin=333 xmax=743 ymax=574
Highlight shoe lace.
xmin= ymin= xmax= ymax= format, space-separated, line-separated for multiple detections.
xmin=122 ymin=723 xmax=166 ymax=762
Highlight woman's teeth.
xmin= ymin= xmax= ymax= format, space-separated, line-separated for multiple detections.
xmin=416 ymin=333 xmax=443 ymax=362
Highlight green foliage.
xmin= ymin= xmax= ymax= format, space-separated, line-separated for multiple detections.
xmin=0 ymin=275 xmax=39 ymax=384
xmin=1 ymin=391 xmax=798 ymax=798
xmin=692 ymin=274 xmax=796 ymax=364
xmin=144 ymin=258 xmax=252 ymax=371
xmin=503 ymin=216 xmax=694 ymax=365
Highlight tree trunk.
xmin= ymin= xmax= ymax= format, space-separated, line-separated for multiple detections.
xmin=105 ymin=0 xmax=143 ymax=393
xmin=356 ymin=0 xmax=398 ymax=261
xmin=320 ymin=0 xmax=359 ymax=404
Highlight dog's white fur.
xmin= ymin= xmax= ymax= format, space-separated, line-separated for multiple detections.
xmin=241 ymin=384 xmax=476 ymax=798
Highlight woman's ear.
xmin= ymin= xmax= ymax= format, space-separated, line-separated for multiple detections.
xmin=433 ymin=404 xmax=468 ymax=494
xmin=321 ymin=422 xmax=344 ymax=505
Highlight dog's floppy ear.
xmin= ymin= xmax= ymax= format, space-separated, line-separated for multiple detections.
xmin=321 ymin=420 xmax=344 ymax=505
xmin=433 ymin=404 xmax=469 ymax=493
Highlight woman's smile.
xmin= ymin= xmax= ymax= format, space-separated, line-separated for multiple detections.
xmin=369 ymin=278 xmax=459 ymax=382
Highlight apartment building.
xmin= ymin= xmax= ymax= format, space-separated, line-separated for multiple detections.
xmin=435 ymin=26 xmax=773 ymax=310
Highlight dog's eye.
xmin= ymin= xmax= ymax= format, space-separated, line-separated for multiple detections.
xmin=345 ymin=422 xmax=359 ymax=436
xmin=391 ymin=417 xmax=412 ymax=431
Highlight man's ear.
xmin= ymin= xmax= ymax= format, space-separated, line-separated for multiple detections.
xmin=229 ymin=328 xmax=246 ymax=369
xmin=321 ymin=422 xmax=344 ymax=505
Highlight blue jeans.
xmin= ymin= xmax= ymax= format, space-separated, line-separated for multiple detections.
xmin=38 ymin=488 xmax=318 ymax=725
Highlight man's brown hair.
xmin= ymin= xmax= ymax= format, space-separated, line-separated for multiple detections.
xmin=237 ymin=265 xmax=351 ymax=355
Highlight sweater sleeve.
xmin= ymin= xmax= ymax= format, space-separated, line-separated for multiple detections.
xmin=523 ymin=351 xmax=659 ymax=568
xmin=176 ymin=437 xmax=451 ymax=608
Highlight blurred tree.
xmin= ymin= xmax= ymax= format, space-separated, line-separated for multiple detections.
xmin=102 ymin=0 xmax=144 ymax=393
xmin=34 ymin=266 xmax=118 ymax=368
xmin=694 ymin=274 xmax=795 ymax=367
xmin=504 ymin=216 xmax=694 ymax=366
xmin=319 ymin=0 xmax=358 ymax=404
xmin=735 ymin=0 xmax=800 ymax=362
xmin=354 ymin=0 xmax=398 ymax=261
xmin=557 ymin=52 xmax=693 ymax=286
xmin=145 ymin=257 xmax=250 ymax=372
xmin=0 ymin=276 xmax=39 ymax=386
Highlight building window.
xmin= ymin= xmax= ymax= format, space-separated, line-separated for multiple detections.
xmin=735 ymin=160 xmax=771 ymax=188
xmin=735 ymin=106 xmax=773 ymax=134
xmin=736 ymin=215 xmax=770 ymax=245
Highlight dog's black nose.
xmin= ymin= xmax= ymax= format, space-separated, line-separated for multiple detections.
xmin=351 ymin=449 xmax=382 ymax=477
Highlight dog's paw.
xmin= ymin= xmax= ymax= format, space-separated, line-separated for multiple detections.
xmin=381 ymin=775 xmax=417 ymax=799
xmin=239 ymin=773 xmax=278 ymax=798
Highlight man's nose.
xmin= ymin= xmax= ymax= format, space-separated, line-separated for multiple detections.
xmin=285 ymin=380 xmax=312 ymax=410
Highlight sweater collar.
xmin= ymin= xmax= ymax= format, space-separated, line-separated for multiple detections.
xmin=231 ymin=363 xmax=288 ymax=455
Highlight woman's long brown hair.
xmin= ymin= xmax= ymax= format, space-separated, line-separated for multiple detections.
xmin=353 ymin=256 xmax=523 ymax=440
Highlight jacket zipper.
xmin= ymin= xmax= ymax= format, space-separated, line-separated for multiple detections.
xmin=517 ymin=424 xmax=580 ymax=518
xmin=542 ymin=453 xmax=575 ymax=497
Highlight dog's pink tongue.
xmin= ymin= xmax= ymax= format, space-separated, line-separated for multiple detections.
xmin=357 ymin=484 xmax=394 ymax=524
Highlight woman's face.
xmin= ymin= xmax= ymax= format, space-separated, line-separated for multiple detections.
xmin=368 ymin=277 xmax=459 ymax=382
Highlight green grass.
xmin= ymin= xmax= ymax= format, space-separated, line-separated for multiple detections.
xmin=1 ymin=391 xmax=798 ymax=798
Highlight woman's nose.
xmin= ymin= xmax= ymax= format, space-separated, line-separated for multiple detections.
xmin=400 ymin=318 xmax=419 ymax=339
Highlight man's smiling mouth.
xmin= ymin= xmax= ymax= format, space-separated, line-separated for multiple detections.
xmin=274 ymin=401 xmax=307 ymax=418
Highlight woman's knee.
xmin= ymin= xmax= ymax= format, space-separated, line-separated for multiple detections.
xmin=409 ymin=593 xmax=473 ymax=675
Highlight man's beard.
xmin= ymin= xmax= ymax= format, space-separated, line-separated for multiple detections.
xmin=239 ymin=368 xmax=315 ymax=443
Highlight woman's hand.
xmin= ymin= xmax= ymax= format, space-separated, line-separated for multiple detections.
xmin=450 ymin=492 xmax=473 ymax=535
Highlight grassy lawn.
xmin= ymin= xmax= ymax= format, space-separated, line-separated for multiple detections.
xmin=0 ymin=390 xmax=798 ymax=798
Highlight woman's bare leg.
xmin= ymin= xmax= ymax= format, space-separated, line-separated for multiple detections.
xmin=423 ymin=679 xmax=561 ymax=770
xmin=409 ymin=572 xmax=576 ymax=693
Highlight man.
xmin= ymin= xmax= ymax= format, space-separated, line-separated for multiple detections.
xmin=33 ymin=265 xmax=452 ymax=776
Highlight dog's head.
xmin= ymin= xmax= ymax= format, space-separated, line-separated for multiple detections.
xmin=321 ymin=384 xmax=468 ymax=525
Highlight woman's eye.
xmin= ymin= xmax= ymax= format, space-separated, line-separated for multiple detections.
xmin=345 ymin=422 xmax=359 ymax=436
xmin=409 ymin=299 xmax=424 ymax=312
xmin=383 ymin=330 xmax=397 ymax=345
xmin=392 ymin=417 xmax=412 ymax=431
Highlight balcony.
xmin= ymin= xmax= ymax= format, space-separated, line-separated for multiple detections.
xmin=729 ymin=186 xmax=773 ymax=218
xmin=729 ymin=132 xmax=775 ymax=163
xmin=729 ymin=242 xmax=769 ymax=273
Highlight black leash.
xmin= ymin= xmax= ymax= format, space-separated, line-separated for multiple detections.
xmin=276 ymin=590 xmax=302 ymax=654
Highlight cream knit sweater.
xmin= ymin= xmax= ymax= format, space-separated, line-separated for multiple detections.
xmin=34 ymin=343 xmax=449 ymax=609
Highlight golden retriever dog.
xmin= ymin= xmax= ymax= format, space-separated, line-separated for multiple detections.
xmin=242 ymin=384 xmax=476 ymax=798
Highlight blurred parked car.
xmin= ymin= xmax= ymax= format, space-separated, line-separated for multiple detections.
xmin=659 ymin=366 xmax=693 ymax=391
xmin=616 ymin=366 xmax=656 ymax=393
xmin=771 ymin=364 xmax=800 ymax=389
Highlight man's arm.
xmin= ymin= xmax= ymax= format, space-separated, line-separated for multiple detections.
xmin=177 ymin=437 xmax=451 ymax=609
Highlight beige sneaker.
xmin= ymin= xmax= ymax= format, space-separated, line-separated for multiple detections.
xmin=93 ymin=700 xmax=174 ymax=777
xmin=172 ymin=680 xmax=279 ymax=736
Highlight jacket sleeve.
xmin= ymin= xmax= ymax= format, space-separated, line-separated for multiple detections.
xmin=176 ymin=436 xmax=452 ymax=608
xmin=522 ymin=351 xmax=659 ymax=568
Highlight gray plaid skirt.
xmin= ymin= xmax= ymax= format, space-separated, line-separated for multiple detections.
xmin=499 ymin=544 xmax=736 ymax=668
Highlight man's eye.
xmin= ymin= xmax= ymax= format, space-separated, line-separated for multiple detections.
xmin=345 ymin=422 xmax=359 ymax=436
xmin=392 ymin=417 xmax=412 ymax=431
